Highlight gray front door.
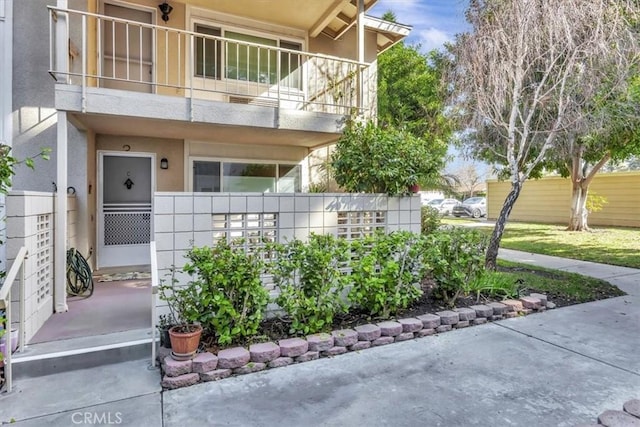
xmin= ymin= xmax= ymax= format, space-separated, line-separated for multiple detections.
xmin=98 ymin=152 xmax=153 ymax=268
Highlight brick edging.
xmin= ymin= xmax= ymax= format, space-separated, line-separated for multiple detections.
xmin=160 ymin=294 xmax=550 ymax=389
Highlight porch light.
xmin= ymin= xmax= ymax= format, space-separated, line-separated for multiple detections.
xmin=158 ymin=2 xmax=173 ymax=22
xmin=160 ymin=158 xmax=169 ymax=169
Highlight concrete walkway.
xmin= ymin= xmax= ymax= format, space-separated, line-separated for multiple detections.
xmin=2 ymin=250 xmax=638 ymax=426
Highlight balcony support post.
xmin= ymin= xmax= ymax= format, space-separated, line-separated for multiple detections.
xmin=357 ymin=0 xmax=365 ymax=112
xmin=55 ymin=0 xmax=69 ymax=83
xmin=55 ymin=110 xmax=68 ymax=313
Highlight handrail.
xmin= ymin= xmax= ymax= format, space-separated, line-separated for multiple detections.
xmin=150 ymin=241 xmax=158 ymax=368
xmin=47 ymin=6 xmax=369 ymax=67
xmin=47 ymin=6 xmax=373 ymax=116
xmin=0 ymin=246 xmax=29 ymax=393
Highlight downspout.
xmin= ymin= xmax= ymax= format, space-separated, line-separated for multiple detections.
xmin=54 ymin=0 xmax=69 ymax=312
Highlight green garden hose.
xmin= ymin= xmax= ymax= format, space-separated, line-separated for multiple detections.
xmin=66 ymin=248 xmax=94 ymax=297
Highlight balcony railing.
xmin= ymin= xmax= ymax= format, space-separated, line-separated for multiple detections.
xmin=48 ymin=7 xmax=376 ymax=116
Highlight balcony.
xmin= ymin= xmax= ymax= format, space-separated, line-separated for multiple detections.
xmin=48 ymin=6 xmax=376 ymax=128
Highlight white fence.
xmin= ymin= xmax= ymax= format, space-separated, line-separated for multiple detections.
xmin=4 ymin=192 xmax=77 ymax=343
xmin=153 ymin=192 xmax=422 ymax=312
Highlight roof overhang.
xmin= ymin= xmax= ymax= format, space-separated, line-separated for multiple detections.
xmin=364 ymin=16 xmax=412 ymax=54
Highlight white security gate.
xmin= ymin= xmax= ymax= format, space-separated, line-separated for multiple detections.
xmin=98 ymin=152 xmax=154 ymax=268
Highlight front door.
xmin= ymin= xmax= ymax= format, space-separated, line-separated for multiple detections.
xmin=102 ymin=2 xmax=154 ymax=92
xmin=98 ymin=152 xmax=153 ymax=269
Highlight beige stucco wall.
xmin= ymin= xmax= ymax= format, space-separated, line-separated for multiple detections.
xmin=96 ymin=135 xmax=185 ymax=192
xmin=187 ymin=140 xmax=308 ymax=162
xmin=487 ymin=172 xmax=640 ymax=227
xmin=309 ymin=27 xmax=378 ymax=63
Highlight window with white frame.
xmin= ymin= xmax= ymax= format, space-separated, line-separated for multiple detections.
xmin=193 ymin=159 xmax=301 ymax=193
xmin=193 ymin=23 xmax=302 ymax=89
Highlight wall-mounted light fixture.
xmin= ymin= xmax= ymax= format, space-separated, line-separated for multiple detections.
xmin=158 ymin=2 xmax=173 ymax=23
xmin=160 ymin=158 xmax=169 ymax=170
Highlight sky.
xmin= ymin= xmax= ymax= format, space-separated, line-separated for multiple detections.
xmin=370 ymin=0 xmax=470 ymax=52
xmin=369 ymin=0 xmax=485 ymax=177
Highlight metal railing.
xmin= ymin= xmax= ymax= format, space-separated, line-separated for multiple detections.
xmin=150 ymin=241 xmax=158 ymax=368
xmin=48 ymin=7 xmax=376 ymax=116
xmin=0 ymin=246 xmax=28 ymax=393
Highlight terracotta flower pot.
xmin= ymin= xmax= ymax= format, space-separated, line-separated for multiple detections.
xmin=409 ymin=184 xmax=420 ymax=193
xmin=168 ymin=324 xmax=202 ymax=361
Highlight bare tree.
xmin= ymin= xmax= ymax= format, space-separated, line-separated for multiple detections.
xmin=450 ymin=0 xmax=638 ymax=268
xmin=450 ymin=162 xmax=485 ymax=199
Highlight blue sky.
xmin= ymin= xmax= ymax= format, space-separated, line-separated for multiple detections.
xmin=369 ymin=1 xmax=487 ymax=176
xmin=370 ymin=0 xmax=470 ymax=52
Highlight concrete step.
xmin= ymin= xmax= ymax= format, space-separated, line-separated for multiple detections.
xmin=11 ymin=328 xmax=157 ymax=379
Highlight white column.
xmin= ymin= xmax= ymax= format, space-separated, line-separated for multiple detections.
xmin=0 ymin=0 xmax=13 ymax=269
xmin=356 ymin=0 xmax=365 ymax=111
xmin=55 ymin=111 xmax=68 ymax=313
xmin=357 ymin=0 xmax=365 ymax=63
xmin=53 ymin=0 xmax=69 ymax=313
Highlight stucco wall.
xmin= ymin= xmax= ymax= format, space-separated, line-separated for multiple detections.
xmin=12 ymin=0 xmax=91 ymax=257
xmin=487 ymin=172 xmax=640 ymax=227
xmin=96 ymin=134 xmax=185 ymax=192
xmin=309 ymin=26 xmax=378 ymax=63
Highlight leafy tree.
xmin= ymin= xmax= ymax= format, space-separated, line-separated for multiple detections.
xmin=449 ymin=0 xmax=638 ymax=268
xmin=331 ymin=120 xmax=446 ymax=195
xmin=378 ymin=31 xmax=452 ymax=144
xmin=547 ymin=74 xmax=640 ymax=230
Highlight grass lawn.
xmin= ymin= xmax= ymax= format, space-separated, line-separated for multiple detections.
xmin=496 ymin=260 xmax=625 ymax=305
xmin=441 ymin=218 xmax=640 ymax=269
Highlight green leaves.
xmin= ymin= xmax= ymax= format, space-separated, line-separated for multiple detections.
xmin=160 ymin=240 xmax=269 ymax=346
xmin=331 ymin=121 xmax=447 ymax=195
xmin=348 ymin=232 xmax=426 ymax=319
xmin=427 ymin=228 xmax=489 ymax=307
xmin=160 ymin=228 xmax=494 ymax=343
xmin=268 ymin=234 xmax=350 ymax=335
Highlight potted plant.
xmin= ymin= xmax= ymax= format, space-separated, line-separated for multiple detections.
xmin=158 ymin=271 xmax=203 ymax=361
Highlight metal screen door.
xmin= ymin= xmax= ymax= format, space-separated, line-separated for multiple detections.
xmin=98 ymin=152 xmax=153 ymax=268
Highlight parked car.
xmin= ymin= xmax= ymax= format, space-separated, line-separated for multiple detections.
xmin=426 ymin=198 xmax=461 ymax=215
xmin=452 ymin=197 xmax=487 ymax=218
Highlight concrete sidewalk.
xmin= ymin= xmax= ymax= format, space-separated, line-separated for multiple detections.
xmin=498 ymin=248 xmax=640 ymax=296
xmin=2 ymin=250 xmax=639 ymax=426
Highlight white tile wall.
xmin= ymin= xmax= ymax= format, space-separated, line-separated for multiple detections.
xmin=5 ymin=192 xmax=68 ymax=343
xmin=152 ymin=193 xmax=422 ymax=313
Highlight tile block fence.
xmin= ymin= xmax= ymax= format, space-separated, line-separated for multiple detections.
xmin=159 ymin=294 xmax=549 ymax=390
xmin=4 ymin=192 xmax=77 ymax=343
xmin=153 ymin=192 xmax=422 ymax=315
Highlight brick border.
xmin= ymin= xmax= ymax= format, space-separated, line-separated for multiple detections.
xmin=160 ymin=294 xmax=549 ymax=389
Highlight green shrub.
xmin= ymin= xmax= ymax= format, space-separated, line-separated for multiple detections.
xmin=427 ymin=228 xmax=488 ymax=306
xmin=466 ymin=270 xmax=521 ymax=302
xmin=421 ymin=206 xmax=441 ymax=234
xmin=175 ymin=241 xmax=269 ymax=346
xmin=269 ymin=234 xmax=350 ymax=335
xmin=331 ymin=121 xmax=446 ymax=195
xmin=348 ymin=231 xmax=428 ymax=319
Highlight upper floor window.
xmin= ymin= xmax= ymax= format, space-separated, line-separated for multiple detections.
xmin=194 ymin=24 xmax=302 ymax=89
